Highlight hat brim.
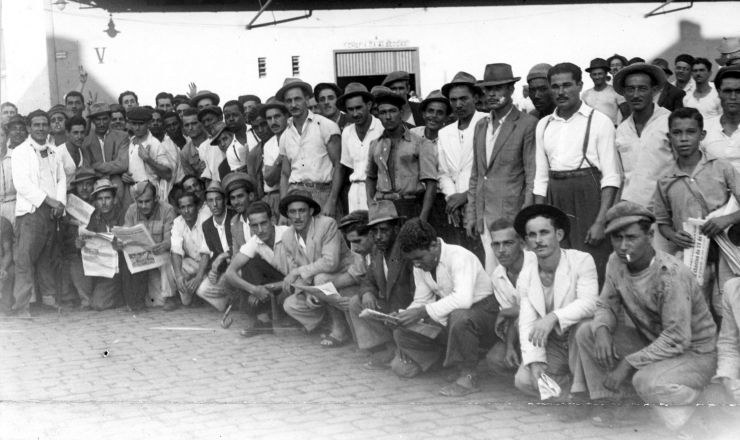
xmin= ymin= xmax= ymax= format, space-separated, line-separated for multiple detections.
xmin=72 ymin=175 xmax=98 ymax=184
xmin=275 ymin=82 xmax=313 ymax=102
xmin=477 ymin=77 xmax=521 ymax=88
xmin=210 ymin=126 xmax=232 ymax=145
xmin=279 ymin=194 xmax=321 ymax=218
xmin=367 ymin=215 xmax=401 ymax=227
xmin=337 ymin=91 xmax=374 ymax=111
xmin=91 ymin=185 xmax=117 ymax=198
xmin=420 ymin=97 xmax=452 ymax=115
xmin=613 ymin=63 xmax=666 ymax=96
xmin=191 ymin=92 xmax=220 ymax=107
xmin=88 ymin=110 xmax=112 ymax=119
xmin=585 ymin=66 xmax=610 ymax=73
xmin=441 ymin=81 xmax=483 ymax=98
xmin=373 ymin=93 xmax=406 ymax=109
xmin=604 ymin=215 xmax=654 ymax=235
xmin=513 ymin=204 xmax=570 ymax=238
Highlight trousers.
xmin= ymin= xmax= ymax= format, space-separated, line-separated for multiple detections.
xmin=12 ymin=205 xmax=57 ymax=312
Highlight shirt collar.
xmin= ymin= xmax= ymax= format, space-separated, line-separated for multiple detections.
xmin=381 ymin=125 xmax=411 ymax=142
xmin=667 ymin=150 xmax=714 ymax=178
xmin=550 ymin=101 xmax=591 ymax=122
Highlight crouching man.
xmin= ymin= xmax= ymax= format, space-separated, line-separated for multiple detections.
xmin=391 ymin=218 xmax=499 ymax=397
xmin=575 ymin=201 xmax=717 ymax=430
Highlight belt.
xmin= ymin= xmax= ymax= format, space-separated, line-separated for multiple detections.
xmin=548 ymin=167 xmax=599 ymax=180
xmin=376 ymin=192 xmax=422 ymax=201
xmin=350 ymin=180 xmax=365 ymax=184
xmin=0 ymin=197 xmax=15 ymax=203
xmin=292 ymin=181 xmax=331 ymax=188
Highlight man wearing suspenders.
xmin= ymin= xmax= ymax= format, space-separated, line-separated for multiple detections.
xmin=532 ymin=63 xmax=621 ymax=285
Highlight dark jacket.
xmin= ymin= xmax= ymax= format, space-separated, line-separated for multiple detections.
xmin=359 ymin=240 xmax=415 ymax=313
xmin=202 ymin=210 xmax=234 ymax=267
xmin=658 ymin=83 xmax=686 ymax=112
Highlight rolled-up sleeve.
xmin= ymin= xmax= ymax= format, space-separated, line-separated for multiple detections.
xmin=418 ymin=138 xmax=439 ymax=182
xmin=593 ymin=116 xmax=621 ymax=189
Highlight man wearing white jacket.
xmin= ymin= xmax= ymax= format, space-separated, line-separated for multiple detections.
xmin=512 ymin=204 xmax=598 ymax=400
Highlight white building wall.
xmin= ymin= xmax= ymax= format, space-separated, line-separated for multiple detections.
xmin=2 ymin=1 xmax=739 ymax=112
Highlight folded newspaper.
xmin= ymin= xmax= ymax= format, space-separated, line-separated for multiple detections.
xmin=111 ymin=224 xmax=169 ymax=274
xmin=66 ymin=194 xmax=95 ymax=226
xmin=684 ymin=196 xmax=740 ymax=284
xmin=359 ymin=308 xmax=442 ymax=339
xmin=537 ymin=373 xmax=562 ymax=400
xmin=79 ymin=228 xmax=117 ymax=278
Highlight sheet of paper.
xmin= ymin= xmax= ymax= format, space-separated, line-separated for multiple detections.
xmin=291 ymin=281 xmax=339 ymax=296
xmin=66 ymin=194 xmax=95 ymax=226
xmin=81 ymin=234 xmax=118 ymax=278
xmin=112 ymin=224 xmax=168 ymax=274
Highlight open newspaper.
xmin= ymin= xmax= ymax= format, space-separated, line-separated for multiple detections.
xmin=79 ymin=228 xmax=118 ymax=278
xmin=359 ymin=308 xmax=442 ymax=339
xmin=111 ymin=224 xmax=168 ymax=274
xmin=66 ymin=194 xmax=95 ymax=226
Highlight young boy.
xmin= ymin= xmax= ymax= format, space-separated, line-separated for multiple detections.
xmin=653 ymin=107 xmax=740 ymax=317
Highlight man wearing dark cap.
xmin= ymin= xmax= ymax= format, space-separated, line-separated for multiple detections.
xmin=582 ymin=58 xmax=626 ymax=126
xmin=314 ymin=82 xmax=349 ymax=130
xmin=279 ymin=189 xmax=355 ymax=346
xmin=526 ymin=63 xmax=556 ymax=119
xmin=48 ymin=104 xmax=68 ymax=146
xmin=574 ymin=201 xmax=717 ymax=430
xmin=366 ymin=90 xmax=438 ymax=222
xmin=261 ymin=101 xmax=289 ymax=219
xmin=704 ymin=65 xmax=740 ymax=173
xmin=613 ymin=63 xmax=674 ymax=211
xmin=469 ymin=63 xmax=538 ymax=274
xmin=123 ymin=107 xmax=173 ymax=203
xmin=238 ymin=94 xmax=261 ymax=116
xmin=122 ymin=180 xmax=177 ymax=310
xmin=672 ymin=54 xmax=697 ymax=95
xmin=11 ymin=109 xmax=67 ymax=316
xmin=512 ymin=204 xmax=597 ymax=403
xmin=651 ymin=58 xmax=686 ymax=111
xmin=338 ymin=83 xmax=383 ymax=212
xmin=348 ymin=201 xmax=414 ymax=370
xmin=533 ymin=62 xmax=621 ymax=285
xmin=82 ymin=103 xmax=131 ymax=207
xmin=276 ymin=78 xmax=344 ymax=219
xmin=382 ymin=71 xmax=423 ymax=126
xmin=190 ymin=90 xmax=220 ymax=111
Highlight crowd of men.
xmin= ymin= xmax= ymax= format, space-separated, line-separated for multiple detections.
xmin=2 ymin=36 xmax=740 ymax=433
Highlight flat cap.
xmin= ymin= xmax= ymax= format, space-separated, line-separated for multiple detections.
xmin=527 ymin=63 xmax=552 ymax=82
xmin=220 ymin=172 xmax=254 ymax=195
xmin=604 ymin=201 xmax=655 ymax=234
xmin=382 ymin=71 xmax=410 ymax=86
xmin=338 ymin=210 xmax=369 ymax=230
xmin=126 ymin=107 xmax=153 ymax=122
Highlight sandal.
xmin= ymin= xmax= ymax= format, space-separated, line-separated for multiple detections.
xmin=319 ymin=334 xmax=348 ymax=348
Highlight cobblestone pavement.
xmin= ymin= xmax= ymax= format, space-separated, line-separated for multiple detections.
xmin=1 ymin=306 xmax=739 ymax=440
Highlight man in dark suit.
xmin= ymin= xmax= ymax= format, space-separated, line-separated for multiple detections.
xmin=348 ymin=201 xmax=415 ymax=369
xmin=467 ymin=63 xmax=538 ymax=273
xmin=81 ymin=103 xmax=131 ymax=207
xmin=652 ymin=58 xmax=686 ymax=111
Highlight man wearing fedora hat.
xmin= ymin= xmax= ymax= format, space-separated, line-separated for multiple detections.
xmin=651 ymin=58 xmax=686 ymax=112
xmin=703 ymin=65 xmax=740 ymax=173
xmin=348 ymin=201 xmax=415 ymax=369
xmin=526 ymin=63 xmax=556 ymax=119
xmin=533 ymin=62 xmax=621 ymax=286
xmin=411 ymin=90 xmax=450 ymax=142
xmin=512 ymin=204 xmax=597 ymax=403
xmin=366 ymin=90 xmax=438 ymax=223
xmin=260 ymin=101 xmax=289 ymax=219
xmin=582 ymin=58 xmax=627 ymax=126
xmin=613 ymin=63 xmax=674 ymax=212
xmin=315 ymin=82 xmax=349 ymax=131
xmin=222 ymin=172 xmax=258 ymax=255
xmin=381 ymin=71 xmax=423 ymax=126
xmin=279 ymin=189 xmax=356 ymax=346
xmin=190 ymin=90 xmax=220 ymax=111
xmin=468 ymin=63 xmax=538 ymax=274
xmin=82 ymin=102 xmax=131 ymax=207
xmin=434 ymin=72 xmax=487 ymax=261
xmin=78 ymin=178 xmax=127 ymax=310
xmin=338 ymin=83 xmax=383 ymax=212
xmin=11 ymin=109 xmax=67 ymax=316
xmin=276 ymin=78 xmax=344 ymax=220
xmin=574 ymin=201 xmax=717 ymax=429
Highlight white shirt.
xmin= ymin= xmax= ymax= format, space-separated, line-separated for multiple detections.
xmin=11 ymin=137 xmax=67 ymax=216
xmin=171 ymin=215 xmax=209 ymax=259
xmin=437 ymin=111 xmax=487 ymax=197
xmin=54 ymin=143 xmax=83 ymax=185
xmin=239 ymin=225 xmax=289 ymax=270
xmin=533 ymin=102 xmax=621 ymax=196
xmin=225 ymin=136 xmax=247 ymax=172
xmin=263 ymin=135 xmax=281 ymax=193
xmin=703 ymin=116 xmax=740 ymax=174
xmin=279 ymin=111 xmax=340 ymax=184
xmin=671 ymin=77 xmax=696 ymax=95
xmin=616 ymin=106 xmax=674 ymax=208
xmin=581 ymin=85 xmax=625 ymax=126
xmin=408 ymin=239 xmax=494 ymax=326
xmin=212 ymin=215 xmax=229 ymax=254
xmin=491 ymin=250 xmax=536 ymax=310
xmin=484 ymin=108 xmax=514 ymax=165
xmin=200 ymin=143 xmax=226 ymax=182
xmin=128 ymin=131 xmax=166 ymax=183
xmin=161 ymin=135 xmax=184 ymax=185
xmin=683 ymin=84 xmax=723 ymax=119
xmin=341 ymin=116 xmax=384 ymax=183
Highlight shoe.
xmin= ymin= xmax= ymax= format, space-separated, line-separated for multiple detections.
xmin=439 ymin=374 xmax=480 ymax=397
xmin=319 ymin=334 xmax=349 ymax=348
xmin=163 ymin=298 xmax=179 ymax=312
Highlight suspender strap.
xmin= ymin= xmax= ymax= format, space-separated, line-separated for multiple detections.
xmin=576 ymin=110 xmax=595 ymax=169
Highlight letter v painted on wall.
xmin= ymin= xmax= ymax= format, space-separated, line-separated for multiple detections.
xmin=95 ymin=47 xmax=106 ymax=64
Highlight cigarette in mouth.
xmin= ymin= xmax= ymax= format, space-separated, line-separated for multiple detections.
xmin=625 ymin=254 xmax=631 ymax=263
